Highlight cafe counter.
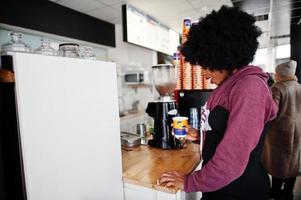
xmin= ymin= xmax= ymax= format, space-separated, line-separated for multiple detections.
xmin=122 ymin=142 xmax=201 ymax=200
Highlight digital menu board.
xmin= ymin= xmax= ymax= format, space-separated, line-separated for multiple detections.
xmin=122 ymin=4 xmax=180 ymax=56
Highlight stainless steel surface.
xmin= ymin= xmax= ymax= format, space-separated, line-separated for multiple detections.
xmin=136 ymin=124 xmax=146 ymax=137
xmin=136 ymin=124 xmax=147 ymax=145
xmin=121 ymin=131 xmax=141 ymax=147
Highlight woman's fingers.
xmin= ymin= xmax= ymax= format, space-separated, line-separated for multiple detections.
xmin=157 ymin=171 xmax=185 ymax=190
xmin=186 ymin=134 xmax=199 ymax=141
xmin=185 ymin=128 xmax=200 ymax=141
xmin=164 ymin=171 xmax=184 ymax=177
xmin=158 ymin=176 xmax=183 ymax=188
xmin=158 ymin=175 xmax=176 ymax=184
xmin=189 ymin=128 xmax=199 ymax=137
xmin=160 ymin=171 xmax=182 ymax=178
xmin=185 ymin=134 xmax=197 ymax=141
xmin=166 ymin=181 xmax=176 ymax=187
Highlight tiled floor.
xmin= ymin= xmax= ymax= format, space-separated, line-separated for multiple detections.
xmin=268 ymin=176 xmax=301 ymax=200
xmin=295 ymin=176 xmax=301 ymax=192
xmin=294 ymin=176 xmax=301 ymax=200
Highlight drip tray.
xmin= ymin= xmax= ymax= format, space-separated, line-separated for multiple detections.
xmin=121 ymin=132 xmax=141 ymax=147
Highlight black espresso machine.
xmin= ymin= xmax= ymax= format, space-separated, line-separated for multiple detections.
xmin=146 ymin=64 xmax=181 ymax=149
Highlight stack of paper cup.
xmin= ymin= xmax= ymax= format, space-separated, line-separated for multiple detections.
xmin=182 ymin=61 xmax=192 ymax=90
xmin=192 ymin=65 xmax=203 ymax=89
xmin=173 ymin=52 xmax=182 ymax=90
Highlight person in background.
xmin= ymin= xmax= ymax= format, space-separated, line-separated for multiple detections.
xmin=262 ymin=60 xmax=301 ymax=200
xmin=267 ymin=72 xmax=275 ymax=87
xmin=157 ymin=5 xmax=278 ymax=200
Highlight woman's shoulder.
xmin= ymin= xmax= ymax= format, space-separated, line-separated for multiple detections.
xmin=232 ymin=74 xmax=269 ymax=93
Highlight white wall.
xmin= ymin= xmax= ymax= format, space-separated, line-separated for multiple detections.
xmin=253 ymin=44 xmax=290 ymax=73
xmin=108 ymin=24 xmax=158 ymax=116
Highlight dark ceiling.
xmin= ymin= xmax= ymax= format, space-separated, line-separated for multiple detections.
xmin=291 ymin=0 xmax=301 ymax=24
xmin=231 ymin=0 xmax=301 ymax=39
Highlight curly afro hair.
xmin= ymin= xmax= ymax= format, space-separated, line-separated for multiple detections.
xmin=181 ymin=5 xmax=262 ymax=72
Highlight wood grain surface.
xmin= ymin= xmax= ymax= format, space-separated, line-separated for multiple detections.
xmin=122 ymin=142 xmax=201 ymax=193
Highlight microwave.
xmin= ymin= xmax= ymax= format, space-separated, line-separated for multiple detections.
xmin=124 ymin=71 xmax=150 ymax=85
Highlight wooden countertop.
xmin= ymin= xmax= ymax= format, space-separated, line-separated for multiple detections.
xmin=122 ymin=142 xmax=201 ymax=194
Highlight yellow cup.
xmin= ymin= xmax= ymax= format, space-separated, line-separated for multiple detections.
xmin=172 ymin=116 xmax=188 ymax=138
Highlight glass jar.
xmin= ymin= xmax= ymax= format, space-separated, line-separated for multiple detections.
xmin=58 ymin=43 xmax=80 ymax=58
xmin=34 ymin=37 xmax=57 ymax=56
xmin=81 ymin=46 xmax=96 ymax=60
xmin=1 ymin=32 xmax=32 ymax=55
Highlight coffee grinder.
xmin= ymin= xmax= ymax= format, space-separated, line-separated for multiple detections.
xmin=146 ymin=64 xmax=181 ymax=149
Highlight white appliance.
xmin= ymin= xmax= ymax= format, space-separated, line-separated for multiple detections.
xmin=8 ymin=53 xmax=124 ymax=200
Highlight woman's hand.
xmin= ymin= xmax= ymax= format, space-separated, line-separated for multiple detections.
xmin=157 ymin=171 xmax=185 ymax=190
xmin=185 ymin=128 xmax=199 ymax=142
xmin=171 ymin=127 xmax=199 ymax=142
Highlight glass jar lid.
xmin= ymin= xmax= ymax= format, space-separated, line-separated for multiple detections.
xmin=34 ymin=37 xmax=57 ymax=56
xmin=59 ymin=43 xmax=80 ymax=58
xmin=1 ymin=32 xmax=32 ymax=55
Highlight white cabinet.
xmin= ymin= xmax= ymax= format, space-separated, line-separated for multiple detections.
xmin=124 ymin=183 xmax=157 ymax=200
xmin=124 ymin=183 xmax=183 ymax=200
xmin=12 ymin=53 xmax=124 ymax=200
xmin=124 ymin=183 xmax=202 ymax=200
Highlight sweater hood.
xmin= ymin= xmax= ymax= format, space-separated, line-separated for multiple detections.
xmin=219 ymin=65 xmax=269 ymax=90
xmin=207 ymin=65 xmax=269 ymax=109
xmin=207 ymin=65 xmax=278 ymax=123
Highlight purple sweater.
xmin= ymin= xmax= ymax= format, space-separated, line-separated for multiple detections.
xmin=184 ymin=66 xmax=278 ymax=192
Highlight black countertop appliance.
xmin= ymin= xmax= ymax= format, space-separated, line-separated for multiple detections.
xmin=146 ymin=64 xmax=181 ymax=149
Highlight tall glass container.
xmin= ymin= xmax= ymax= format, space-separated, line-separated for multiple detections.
xmin=152 ymin=64 xmax=177 ymax=100
xmin=1 ymin=32 xmax=32 ymax=55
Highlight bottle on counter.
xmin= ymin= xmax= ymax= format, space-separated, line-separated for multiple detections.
xmin=1 ymin=32 xmax=32 ymax=55
xmin=34 ymin=37 xmax=57 ymax=56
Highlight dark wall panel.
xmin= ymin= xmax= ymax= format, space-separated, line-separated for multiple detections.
xmin=290 ymin=24 xmax=301 ymax=83
xmin=0 ymin=82 xmax=26 ymax=200
xmin=0 ymin=1 xmax=115 ymax=47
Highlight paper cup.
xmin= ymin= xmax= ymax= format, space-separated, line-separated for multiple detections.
xmin=172 ymin=116 xmax=188 ymax=138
